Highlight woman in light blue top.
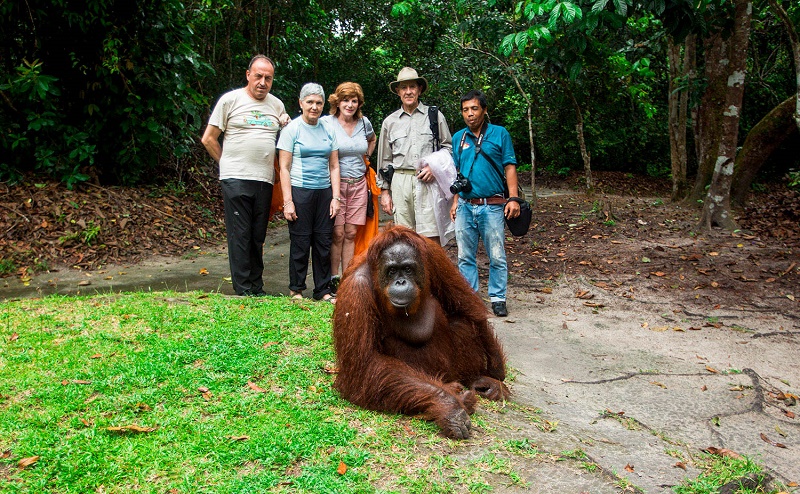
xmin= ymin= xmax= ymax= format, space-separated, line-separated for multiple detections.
xmin=321 ymin=82 xmax=376 ymax=287
xmin=277 ymin=83 xmax=341 ymax=303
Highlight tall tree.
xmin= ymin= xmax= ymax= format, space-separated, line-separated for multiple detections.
xmin=667 ymin=34 xmax=696 ymax=201
xmin=730 ymin=95 xmax=798 ymax=205
xmin=697 ymin=0 xmax=753 ymax=230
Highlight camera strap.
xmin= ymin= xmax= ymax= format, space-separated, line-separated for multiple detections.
xmin=457 ymin=121 xmax=491 ymax=182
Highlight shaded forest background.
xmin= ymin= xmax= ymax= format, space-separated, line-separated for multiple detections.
xmin=1 ymin=0 xmax=798 ymax=225
xmin=3 ymin=0 xmax=797 ymax=184
xmin=1 ymin=0 xmax=799 ymax=292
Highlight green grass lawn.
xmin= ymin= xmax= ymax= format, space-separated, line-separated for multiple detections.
xmin=0 ymin=292 xmax=530 ymax=493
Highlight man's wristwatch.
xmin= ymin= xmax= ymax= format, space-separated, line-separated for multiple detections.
xmin=332 ymin=197 xmax=342 ymax=202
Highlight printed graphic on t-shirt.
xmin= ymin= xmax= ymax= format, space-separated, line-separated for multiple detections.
xmin=245 ymin=111 xmax=278 ymax=127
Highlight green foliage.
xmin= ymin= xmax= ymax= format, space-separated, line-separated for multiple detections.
xmin=787 ymin=170 xmax=800 ymax=190
xmin=0 ymin=258 xmax=17 ymax=276
xmin=1 ymin=0 xmax=212 ymax=185
xmin=0 ymin=60 xmax=90 ymax=188
xmin=673 ymin=452 xmax=784 ymax=494
xmin=2 ymin=0 xmax=790 ymax=188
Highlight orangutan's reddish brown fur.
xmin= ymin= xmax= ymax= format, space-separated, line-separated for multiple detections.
xmin=332 ymin=226 xmax=509 ymax=439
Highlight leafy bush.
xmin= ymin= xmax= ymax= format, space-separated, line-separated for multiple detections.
xmin=787 ymin=170 xmax=800 ymax=190
xmin=1 ymin=0 xmax=212 ymax=186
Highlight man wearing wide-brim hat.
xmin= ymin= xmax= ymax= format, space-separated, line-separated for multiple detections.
xmin=377 ymin=67 xmax=453 ymax=245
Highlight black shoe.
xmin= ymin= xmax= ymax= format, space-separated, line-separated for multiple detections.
xmin=492 ymin=301 xmax=508 ymax=317
xmin=330 ymin=275 xmax=341 ymax=295
xmin=242 ymin=289 xmax=267 ymax=297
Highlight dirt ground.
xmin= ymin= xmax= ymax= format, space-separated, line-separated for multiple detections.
xmin=2 ymin=170 xmax=798 ymax=309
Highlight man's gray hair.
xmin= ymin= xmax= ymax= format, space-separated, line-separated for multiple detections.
xmin=299 ymin=83 xmax=325 ymax=101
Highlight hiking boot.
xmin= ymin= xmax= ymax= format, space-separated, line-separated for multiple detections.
xmin=492 ymin=301 xmax=508 ymax=317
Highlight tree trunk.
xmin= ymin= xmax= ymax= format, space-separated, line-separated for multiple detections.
xmin=731 ymin=96 xmax=798 ymax=206
xmin=667 ymin=35 xmax=695 ymax=202
xmin=527 ymin=103 xmax=538 ymax=207
xmin=698 ymin=0 xmax=753 ymax=231
xmin=689 ymin=30 xmax=729 ymax=203
xmin=565 ymin=87 xmax=592 ymax=193
xmin=767 ymin=0 xmax=800 ymax=133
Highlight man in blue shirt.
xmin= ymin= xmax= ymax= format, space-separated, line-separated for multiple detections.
xmin=449 ymin=90 xmax=520 ymax=317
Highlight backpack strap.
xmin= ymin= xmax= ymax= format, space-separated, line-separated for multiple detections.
xmin=428 ymin=105 xmax=440 ymax=152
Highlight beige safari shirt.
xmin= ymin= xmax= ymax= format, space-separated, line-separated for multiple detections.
xmin=376 ymin=102 xmax=452 ymax=189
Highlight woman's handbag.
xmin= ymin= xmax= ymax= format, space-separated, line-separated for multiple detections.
xmin=505 ymin=197 xmax=532 ymax=237
xmin=364 ymin=153 xmax=375 ymax=218
xmin=366 ymin=189 xmax=374 ymax=218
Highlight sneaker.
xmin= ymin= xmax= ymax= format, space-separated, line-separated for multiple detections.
xmin=492 ymin=301 xmax=508 ymax=317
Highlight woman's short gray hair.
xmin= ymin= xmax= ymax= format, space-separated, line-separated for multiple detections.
xmin=299 ymin=83 xmax=325 ymax=101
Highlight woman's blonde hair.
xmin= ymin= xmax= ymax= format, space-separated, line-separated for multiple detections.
xmin=328 ymin=82 xmax=365 ymax=118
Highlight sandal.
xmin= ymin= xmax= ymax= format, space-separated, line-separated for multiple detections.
xmin=322 ymin=294 xmax=336 ymax=305
xmin=290 ymin=290 xmax=303 ymax=300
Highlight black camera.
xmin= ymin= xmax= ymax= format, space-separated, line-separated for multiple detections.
xmin=380 ymin=165 xmax=395 ymax=184
xmin=450 ymin=172 xmax=472 ymax=194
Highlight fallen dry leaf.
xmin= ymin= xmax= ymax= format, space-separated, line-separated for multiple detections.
xmin=226 ymin=435 xmax=249 ymax=441
xmin=337 ymin=461 xmax=348 ymax=475
xmin=198 ymin=386 xmax=209 ymax=393
xmin=17 ymin=456 xmax=40 ymax=469
xmin=705 ymin=365 xmax=719 ymax=374
xmin=674 ymin=461 xmax=687 ymax=470
xmin=90 ymin=353 xmax=102 ymax=359
xmin=624 ymin=464 xmax=634 ymax=472
xmin=321 ymin=364 xmax=339 ymax=374
xmin=77 ymin=280 xmax=91 ymax=286
xmin=650 ymin=381 xmax=667 ymax=389
xmin=9 ymin=333 xmax=19 ymax=342
xmin=760 ymin=432 xmax=787 ymax=449
xmin=247 ymin=381 xmax=267 ymax=393
xmin=61 ymin=379 xmax=92 ymax=385
xmin=575 ymin=290 xmax=594 ymax=300
xmin=783 ymin=410 xmax=795 ymax=419
xmin=703 ymin=447 xmax=741 ymax=459
xmin=106 ymin=424 xmax=157 ymax=434
xmin=199 ymin=268 xmax=209 ymax=276
xmin=583 ymin=302 xmax=605 ymax=308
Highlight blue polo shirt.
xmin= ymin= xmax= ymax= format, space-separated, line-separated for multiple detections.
xmin=452 ymin=123 xmax=517 ymax=200
xmin=277 ymin=117 xmax=339 ymax=189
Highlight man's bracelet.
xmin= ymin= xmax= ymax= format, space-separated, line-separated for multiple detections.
xmin=284 ymin=200 xmax=293 ymax=206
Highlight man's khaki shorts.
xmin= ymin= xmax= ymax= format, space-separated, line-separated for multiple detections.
xmin=391 ymin=171 xmax=439 ymax=238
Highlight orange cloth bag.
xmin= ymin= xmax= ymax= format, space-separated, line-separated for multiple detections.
xmin=354 ymin=164 xmax=381 ymax=256
xmin=269 ymin=156 xmax=284 ymax=218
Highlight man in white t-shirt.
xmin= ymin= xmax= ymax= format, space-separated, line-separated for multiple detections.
xmin=201 ymin=55 xmax=290 ymax=296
